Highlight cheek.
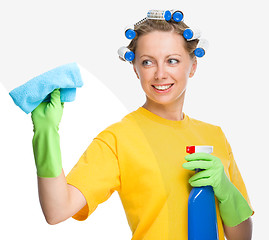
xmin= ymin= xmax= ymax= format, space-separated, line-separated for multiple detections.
xmin=170 ymin=69 xmax=187 ymax=82
xmin=138 ymin=68 xmax=154 ymax=83
xmin=175 ymin=64 xmax=192 ymax=79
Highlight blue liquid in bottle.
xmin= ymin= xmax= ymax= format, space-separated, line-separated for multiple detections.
xmin=186 ymin=146 xmax=219 ymax=240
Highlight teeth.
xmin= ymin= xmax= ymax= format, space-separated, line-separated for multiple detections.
xmin=153 ymin=84 xmax=173 ymax=90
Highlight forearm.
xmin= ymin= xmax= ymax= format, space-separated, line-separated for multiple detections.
xmin=37 ymin=170 xmax=86 ymax=225
xmin=224 ymin=217 xmax=253 ymax=240
xmin=38 ymin=170 xmax=70 ymax=224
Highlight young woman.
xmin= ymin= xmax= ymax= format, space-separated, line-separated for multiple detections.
xmin=31 ymin=14 xmax=254 ymax=240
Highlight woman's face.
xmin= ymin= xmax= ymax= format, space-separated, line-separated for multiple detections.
xmin=133 ymin=30 xmax=197 ymax=109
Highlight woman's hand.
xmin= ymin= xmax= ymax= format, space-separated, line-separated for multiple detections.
xmin=183 ymin=152 xmax=253 ymax=227
xmin=183 ymin=152 xmax=232 ymax=202
xmin=31 ymin=88 xmax=64 ymax=132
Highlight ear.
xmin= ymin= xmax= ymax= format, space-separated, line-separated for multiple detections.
xmin=189 ymin=58 xmax=197 ymax=78
xmin=133 ymin=64 xmax=140 ymax=79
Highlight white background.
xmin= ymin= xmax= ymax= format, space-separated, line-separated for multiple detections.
xmin=0 ymin=0 xmax=268 ymax=239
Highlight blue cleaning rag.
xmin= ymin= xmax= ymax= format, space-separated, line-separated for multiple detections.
xmin=9 ymin=62 xmax=83 ymax=114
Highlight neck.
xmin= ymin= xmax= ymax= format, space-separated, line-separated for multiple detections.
xmin=142 ymin=99 xmax=184 ymax=121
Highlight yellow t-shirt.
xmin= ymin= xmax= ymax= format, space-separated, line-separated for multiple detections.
xmin=66 ymin=107 xmax=253 ymax=240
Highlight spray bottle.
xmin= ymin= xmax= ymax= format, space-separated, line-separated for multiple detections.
xmin=186 ymin=146 xmax=219 ymax=240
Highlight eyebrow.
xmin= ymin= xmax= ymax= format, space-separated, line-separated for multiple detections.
xmin=140 ymin=54 xmax=182 ymax=59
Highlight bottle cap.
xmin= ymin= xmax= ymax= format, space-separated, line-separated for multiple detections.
xmin=186 ymin=146 xmax=213 ymax=154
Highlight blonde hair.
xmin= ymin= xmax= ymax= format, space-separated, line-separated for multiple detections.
xmin=125 ymin=19 xmax=199 ymax=63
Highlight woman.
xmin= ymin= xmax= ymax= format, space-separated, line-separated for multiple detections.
xmin=31 ymin=13 xmax=253 ymax=240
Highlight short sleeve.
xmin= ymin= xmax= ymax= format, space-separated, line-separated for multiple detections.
xmin=66 ymin=133 xmax=121 ymax=221
xmin=223 ymin=131 xmax=254 ymax=213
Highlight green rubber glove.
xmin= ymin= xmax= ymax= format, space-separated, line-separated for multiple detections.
xmin=31 ymin=89 xmax=64 ymax=178
xmin=183 ymin=152 xmax=253 ymax=227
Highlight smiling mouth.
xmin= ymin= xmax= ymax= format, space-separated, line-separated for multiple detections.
xmin=152 ymin=83 xmax=174 ymax=90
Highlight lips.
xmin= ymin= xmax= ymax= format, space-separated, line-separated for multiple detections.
xmin=151 ymin=83 xmax=174 ymax=93
xmin=152 ymin=83 xmax=174 ymax=86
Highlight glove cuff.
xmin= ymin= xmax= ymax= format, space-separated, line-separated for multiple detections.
xmin=219 ymin=184 xmax=253 ymax=227
xmin=32 ymin=128 xmax=62 ymax=178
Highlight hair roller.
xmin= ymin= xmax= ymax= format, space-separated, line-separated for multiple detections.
xmin=170 ymin=10 xmax=184 ymax=22
xmin=183 ymin=27 xmax=201 ymax=41
xmin=124 ymin=18 xmax=147 ymax=40
xmin=125 ymin=25 xmax=136 ymax=40
xmin=147 ymin=10 xmax=172 ymax=21
xmin=118 ymin=46 xmax=135 ymax=62
xmin=194 ymin=39 xmax=209 ymax=57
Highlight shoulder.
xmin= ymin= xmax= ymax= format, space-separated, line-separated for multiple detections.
xmin=187 ymin=115 xmax=228 ymax=141
xmin=188 ymin=115 xmax=222 ymax=131
xmin=94 ymin=110 xmax=137 ymax=141
xmin=188 ymin=115 xmax=231 ymax=150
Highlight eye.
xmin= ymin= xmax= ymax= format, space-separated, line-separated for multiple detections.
xmin=168 ymin=59 xmax=179 ymax=64
xmin=142 ymin=60 xmax=153 ymax=66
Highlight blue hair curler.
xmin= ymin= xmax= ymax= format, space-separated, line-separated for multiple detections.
xmin=183 ymin=27 xmax=201 ymax=41
xmin=124 ymin=18 xmax=147 ymax=40
xmin=125 ymin=25 xmax=136 ymax=40
xmin=118 ymin=46 xmax=135 ymax=62
xmin=147 ymin=10 xmax=172 ymax=21
xmin=194 ymin=39 xmax=209 ymax=58
xmin=171 ymin=10 xmax=184 ymax=22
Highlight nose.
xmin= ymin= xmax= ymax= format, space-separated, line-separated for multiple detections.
xmin=154 ymin=63 xmax=168 ymax=80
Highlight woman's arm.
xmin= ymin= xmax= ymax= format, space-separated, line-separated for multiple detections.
xmin=223 ymin=217 xmax=253 ymax=240
xmin=32 ymin=89 xmax=86 ymax=224
xmin=38 ymin=170 xmax=86 ymax=225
